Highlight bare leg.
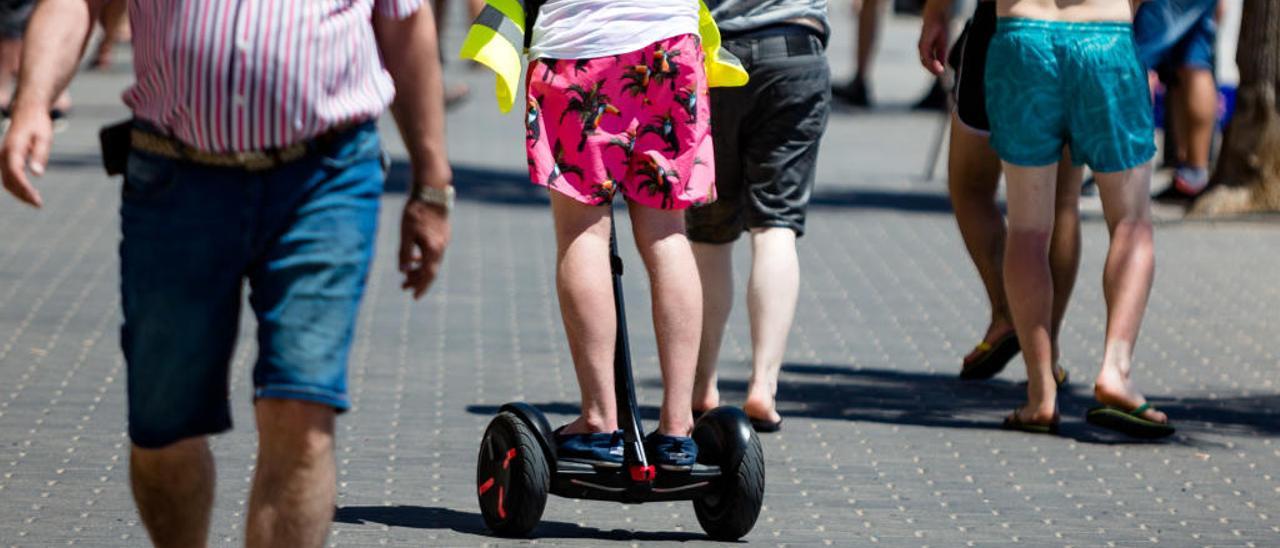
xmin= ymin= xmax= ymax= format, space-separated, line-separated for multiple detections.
xmin=946 ymin=118 xmax=1014 ymax=360
xmin=0 ymin=39 xmax=21 ymax=109
xmin=1001 ymin=162 xmax=1060 ymax=423
xmin=550 ymin=193 xmax=617 ymax=434
xmin=742 ymin=227 xmax=798 ymax=424
xmin=90 ymin=0 xmax=129 ymax=69
xmin=691 ymin=241 xmax=733 ymax=413
xmin=245 ymin=400 xmax=337 ymax=548
xmin=1091 ymin=165 xmax=1167 ymax=424
xmin=1173 ymin=68 xmax=1217 ymax=189
xmin=130 ymin=438 xmax=215 ymax=548
xmin=1049 ymin=152 xmax=1083 ymax=360
xmin=628 ymin=201 xmax=701 ymax=437
xmin=855 ymin=0 xmax=882 ymax=85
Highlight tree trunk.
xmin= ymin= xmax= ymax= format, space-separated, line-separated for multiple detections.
xmin=1190 ymin=0 xmax=1280 ymax=216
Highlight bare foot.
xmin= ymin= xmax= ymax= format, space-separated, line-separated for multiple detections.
xmin=962 ymin=318 xmax=1015 ymax=366
xmin=558 ymin=415 xmax=616 ymax=435
xmin=742 ymin=396 xmax=781 ymax=425
xmin=1094 ymin=368 xmax=1167 ymax=424
xmin=1008 ymin=402 xmax=1058 ymax=425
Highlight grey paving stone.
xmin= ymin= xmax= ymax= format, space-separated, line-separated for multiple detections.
xmin=0 ymin=8 xmax=1277 ymax=548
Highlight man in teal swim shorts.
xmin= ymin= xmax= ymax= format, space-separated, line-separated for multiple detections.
xmin=984 ymin=0 xmax=1174 ymax=439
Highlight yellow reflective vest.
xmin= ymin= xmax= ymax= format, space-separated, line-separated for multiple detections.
xmin=460 ymin=0 xmax=749 ymax=113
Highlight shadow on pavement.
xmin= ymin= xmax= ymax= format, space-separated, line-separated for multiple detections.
xmin=334 ymin=505 xmax=708 ymax=541
xmin=386 ymin=161 xmax=550 ymax=207
xmin=808 ymin=188 xmax=958 ymax=214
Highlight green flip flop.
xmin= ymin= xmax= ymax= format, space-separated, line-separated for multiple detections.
xmin=1086 ymin=402 xmax=1175 ymax=439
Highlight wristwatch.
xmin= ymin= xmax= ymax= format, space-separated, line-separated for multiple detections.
xmin=413 ymin=185 xmax=455 ymax=212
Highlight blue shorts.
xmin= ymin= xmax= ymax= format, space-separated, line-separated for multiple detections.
xmin=121 ymin=122 xmax=383 ymax=449
xmin=1133 ymin=0 xmax=1217 ymax=80
xmin=984 ymin=18 xmax=1155 ymax=173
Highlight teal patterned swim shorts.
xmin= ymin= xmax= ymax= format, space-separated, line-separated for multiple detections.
xmin=984 ymin=18 xmax=1156 ymax=173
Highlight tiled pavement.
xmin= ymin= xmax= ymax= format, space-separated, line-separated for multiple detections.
xmin=1 ymin=11 xmax=1277 ymax=548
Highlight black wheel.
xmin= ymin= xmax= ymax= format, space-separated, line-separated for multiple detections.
xmin=692 ymin=407 xmax=766 ymax=541
xmin=476 ymin=411 xmax=550 ymax=537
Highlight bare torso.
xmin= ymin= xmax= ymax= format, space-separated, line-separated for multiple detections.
xmin=996 ymin=0 xmax=1138 ymax=22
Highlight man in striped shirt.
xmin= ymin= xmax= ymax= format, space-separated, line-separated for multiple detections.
xmin=0 ymin=1 xmax=452 ymax=546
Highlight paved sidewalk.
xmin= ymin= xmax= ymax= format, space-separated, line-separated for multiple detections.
xmin=0 ymin=9 xmax=1277 ymax=548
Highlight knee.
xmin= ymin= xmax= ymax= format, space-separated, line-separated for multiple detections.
xmin=1110 ymin=217 xmax=1154 ymax=246
xmin=132 ymin=436 xmax=210 ymax=469
xmin=255 ymin=399 xmax=335 ymax=465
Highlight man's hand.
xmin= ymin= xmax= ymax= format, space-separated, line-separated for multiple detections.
xmin=0 ymin=106 xmax=53 ymax=208
xmin=376 ymin=5 xmax=452 ymax=300
xmin=918 ymin=0 xmax=951 ymax=76
xmin=399 ymin=194 xmax=451 ymax=299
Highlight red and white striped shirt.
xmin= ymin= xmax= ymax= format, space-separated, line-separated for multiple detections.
xmin=121 ymin=0 xmax=423 ymax=153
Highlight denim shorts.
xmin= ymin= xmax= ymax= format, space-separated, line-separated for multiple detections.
xmin=985 ymin=19 xmax=1155 ymax=173
xmin=120 ymin=122 xmax=383 ymax=449
xmin=1133 ymin=0 xmax=1217 ymax=80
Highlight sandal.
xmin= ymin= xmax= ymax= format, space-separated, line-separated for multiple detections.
xmin=1086 ymin=402 xmax=1175 ymax=439
xmin=960 ymin=331 xmax=1020 ymax=380
xmin=1002 ymin=407 xmax=1060 ymax=435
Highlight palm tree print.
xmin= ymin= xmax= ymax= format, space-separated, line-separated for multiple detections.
xmin=560 ymin=82 xmax=621 ymax=151
xmin=636 ymin=156 xmax=679 ymax=210
xmin=547 ymin=140 xmax=583 ymax=187
xmin=606 ymin=128 xmax=638 ymax=160
xmin=539 ymin=58 xmax=560 ymax=83
xmin=640 ymin=112 xmax=680 ymax=154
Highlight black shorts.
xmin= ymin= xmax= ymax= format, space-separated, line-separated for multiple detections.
xmin=947 ymin=1 xmax=996 ymax=134
xmin=686 ymin=29 xmax=830 ymax=244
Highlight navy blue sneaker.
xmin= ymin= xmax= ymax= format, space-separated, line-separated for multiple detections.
xmin=554 ymin=427 xmax=624 ymax=468
xmin=644 ymin=433 xmax=698 ymax=471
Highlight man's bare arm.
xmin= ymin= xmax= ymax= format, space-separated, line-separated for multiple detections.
xmin=918 ymin=0 xmax=955 ymax=76
xmin=374 ymin=5 xmax=454 ymax=299
xmin=0 ymin=0 xmax=102 ymax=207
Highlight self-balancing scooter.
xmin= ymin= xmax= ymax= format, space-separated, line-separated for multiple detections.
xmin=475 ymin=208 xmax=766 ymax=540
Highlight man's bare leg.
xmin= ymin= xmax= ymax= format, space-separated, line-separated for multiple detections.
xmin=855 ymin=0 xmax=883 ymax=87
xmin=1091 ymin=165 xmax=1167 ymax=424
xmin=1049 ymin=152 xmax=1083 ymax=362
xmin=130 ymin=437 xmax=215 ymax=548
xmin=1002 ymin=162 xmax=1060 ymax=424
xmin=691 ymin=241 xmax=733 ymax=413
xmin=245 ymin=399 xmax=338 ymax=548
xmin=1171 ymin=68 xmax=1217 ymax=192
xmin=741 ymin=227 xmax=799 ymax=425
xmin=550 ymin=192 xmax=618 ymax=435
xmin=946 ymin=117 xmax=1013 ymax=361
xmin=629 ymin=201 xmax=701 ymax=437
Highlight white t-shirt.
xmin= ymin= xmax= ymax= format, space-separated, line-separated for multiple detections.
xmin=528 ymin=0 xmax=701 ymax=60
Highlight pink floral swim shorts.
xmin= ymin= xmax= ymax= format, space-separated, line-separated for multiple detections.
xmin=525 ymin=34 xmax=715 ymax=210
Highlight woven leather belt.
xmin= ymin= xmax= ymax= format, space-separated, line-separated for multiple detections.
xmin=130 ymin=122 xmax=361 ymax=172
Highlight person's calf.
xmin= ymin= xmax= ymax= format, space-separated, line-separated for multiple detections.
xmin=130 ymin=437 xmax=215 ymax=548
xmin=246 ymin=399 xmax=337 ymax=548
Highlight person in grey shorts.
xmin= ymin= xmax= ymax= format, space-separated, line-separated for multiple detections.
xmin=687 ymin=0 xmax=830 ymax=433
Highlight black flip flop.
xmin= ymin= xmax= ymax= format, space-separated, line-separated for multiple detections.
xmin=1086 ymin=403 xmax=1175 ymax=439
xmin=1001 ymin=408 xmax=1059 ymax=435
xmin=748 ymin=416 xmax=782 ymax=433
xmin=960 ymin=332 xmax=1020 ymax=380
